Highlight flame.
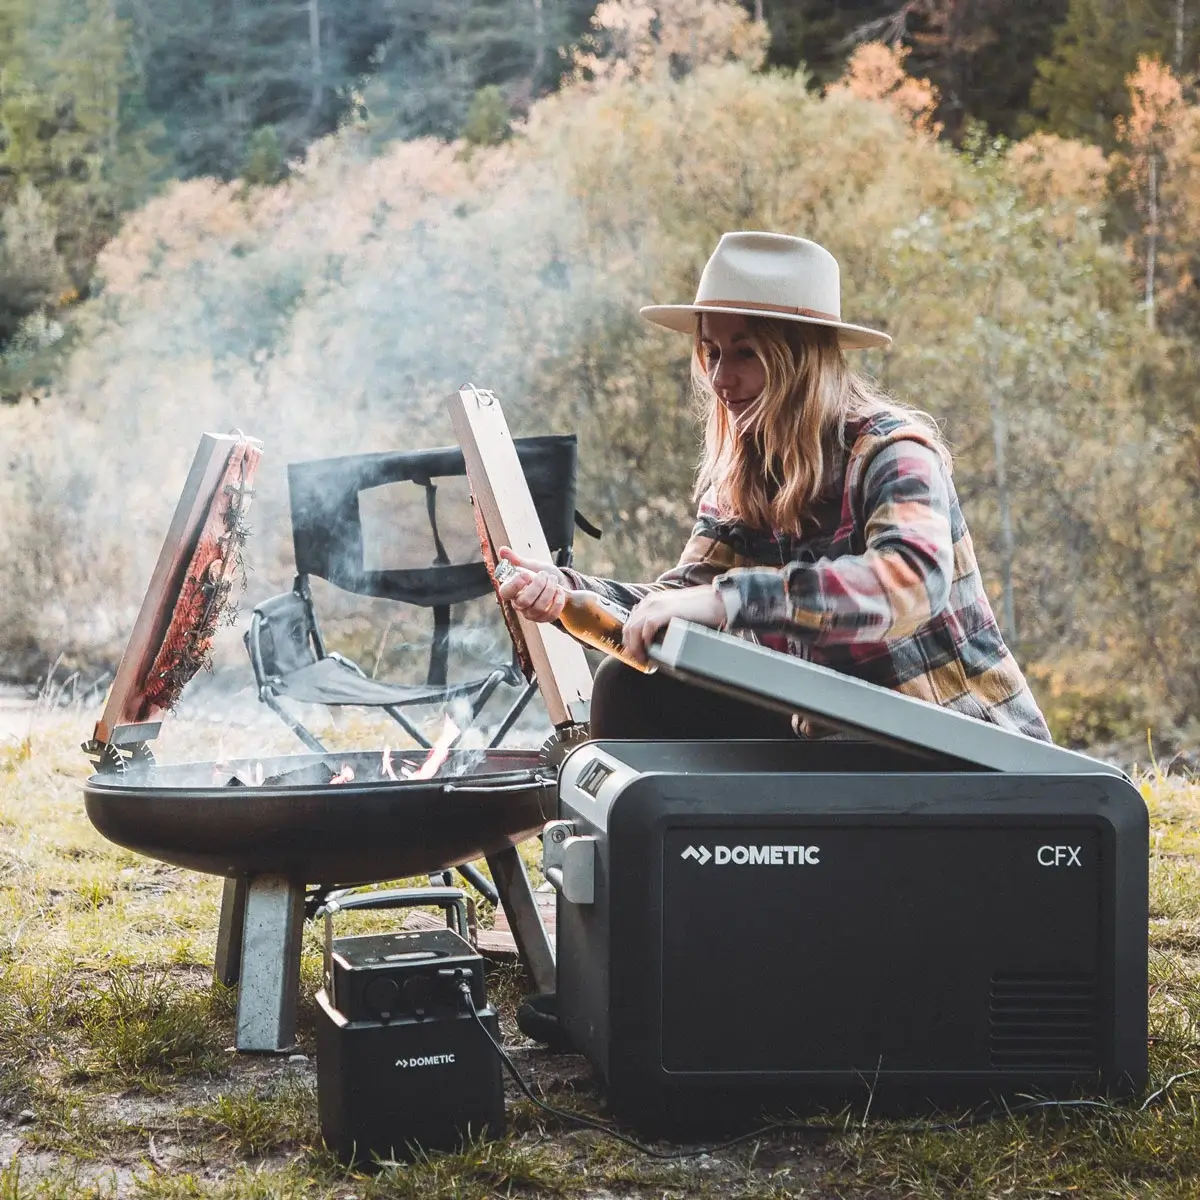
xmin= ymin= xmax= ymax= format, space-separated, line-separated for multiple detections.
xmin=381 ymin=745 xmax=398 ymax=782
xmin=411 ymin=717 xmax=461 ymax=780
xmin=330 ymin=764 xmax=355 ymax=786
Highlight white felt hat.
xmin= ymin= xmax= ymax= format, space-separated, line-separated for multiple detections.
xmin=640 ymin=231 xmax=891 ymax=350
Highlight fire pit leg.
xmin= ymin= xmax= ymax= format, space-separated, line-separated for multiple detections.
xmin=486 ymin=845 xmax=555 ymax=993
xmin=214 ymin=876 xmax=247 ymax=987
xmin=234 ymin=874 xmax=305 ymax=1052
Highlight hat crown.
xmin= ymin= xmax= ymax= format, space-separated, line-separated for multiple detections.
xmin=695 ymin=232 xmax=841 ymax=320
xmin=638 ymin=228 xmax=890 ymax=349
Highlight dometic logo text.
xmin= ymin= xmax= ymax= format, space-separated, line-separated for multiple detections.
xmin=680 ymin=844 xmax=820 ymax=866
xmin=395 ymin=1054 xmax=456 ymax=1069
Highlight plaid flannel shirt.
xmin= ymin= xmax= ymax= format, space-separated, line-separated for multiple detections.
xmin=562 ymin=411 xmax=1053 ymax=742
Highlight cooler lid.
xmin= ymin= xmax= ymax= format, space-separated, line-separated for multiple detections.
xmin=648 ymin=621 xmax=1123 ymax=777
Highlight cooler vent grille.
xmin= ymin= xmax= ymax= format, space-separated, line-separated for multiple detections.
xmin=989 ymin=973 xmax=1099 ymax=1070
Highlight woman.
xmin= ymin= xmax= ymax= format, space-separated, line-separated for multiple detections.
xmin=498 ymin=231 xmax=1052 ymax=743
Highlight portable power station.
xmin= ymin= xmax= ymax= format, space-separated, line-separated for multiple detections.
xmin=547 ymin=622 xmax=1149 ymax=1133
xmin=315 ymin=888 xmax=504 ymax=1163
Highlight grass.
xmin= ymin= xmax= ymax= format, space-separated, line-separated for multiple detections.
xmin=0 ymin=707 xmax=1197 ymax=1196
xmin=188 ymin=1078 xmax=319 ymax=1157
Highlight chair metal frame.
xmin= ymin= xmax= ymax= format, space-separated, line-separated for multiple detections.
xmin=244 ymin=577 xmax=531 ymax=753
xmin=244 ymin=435 xmax=589 ymax=753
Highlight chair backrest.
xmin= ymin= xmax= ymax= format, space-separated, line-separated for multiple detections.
xmin=286 ymin=434 xmax=580 ymax=607
xmin=246 ymin=588 xmax=319 ymax=683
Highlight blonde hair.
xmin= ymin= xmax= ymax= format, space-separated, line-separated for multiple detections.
xmin=692 ymin=316 xmax=948 ymax=533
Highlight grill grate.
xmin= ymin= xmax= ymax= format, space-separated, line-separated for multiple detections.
xmin=989 ymin=973 xmax=1099 ymax=1070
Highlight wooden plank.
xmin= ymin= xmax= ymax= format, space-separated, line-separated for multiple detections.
xmin=93 ymin=433 xmax=260 ymax=745
xmin=493 ymin=888 xmax=556 ymax=936
xmin=402 ymin=906 xmax=555 ymax=960
xmin=446 ymin=384 xmax=593 ymax=727
xmin=476 ymin=930 xmax=520 ymax=961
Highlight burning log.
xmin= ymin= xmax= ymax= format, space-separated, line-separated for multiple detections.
xmin=221 ymin=762 xmax=337 ymax=788
xmin=216 ymin=722 xmax=464 ymax=790
xmin=264 ymin=763 xmax=337 ymax=788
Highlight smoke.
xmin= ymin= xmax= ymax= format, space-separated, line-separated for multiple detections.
xmin=0 ymin=127 xmax=607 ymax=690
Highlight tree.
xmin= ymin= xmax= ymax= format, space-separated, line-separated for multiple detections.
xmin=1114 ymin=57 xmax=1186 ymax=330
xmin=358 ymin=0 xmax=597 ymax=146
xmin=0 ymin=0 xmax=161 ymax=337
xmin=825 ymin=41 xmax=941 ymax=136
xmin=757 ymin=0 xmax=1070 ymax=138
xmin=758 ymin=0 xmax=896 ymax=86
xmin=0 ymin=183 xmax=69 ymax=342
xmin=1106 ymin=55 xmax=1200 ymax=339
xmin=568 ymin=0 xmax=768 ymax=84
xmin=1029 ymin=0 xmax=1199 ymax=148
xmin=462 ymin=85 xmax=514 ymax=146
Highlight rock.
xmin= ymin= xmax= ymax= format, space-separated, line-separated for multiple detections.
xmin=15 ymin=1110 xmax=35 ymax=1126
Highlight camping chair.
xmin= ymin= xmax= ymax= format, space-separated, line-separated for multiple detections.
xmin=244 ymin=434 xmax=594 ymax=757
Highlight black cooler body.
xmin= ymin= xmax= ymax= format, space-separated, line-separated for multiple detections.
xmin=554 ymin=737 xmax=1148 ymax=1132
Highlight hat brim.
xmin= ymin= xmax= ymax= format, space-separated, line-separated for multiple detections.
xmin=638 ymin=304 xmax=892 ymax=350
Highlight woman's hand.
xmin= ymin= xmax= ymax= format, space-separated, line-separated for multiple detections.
xmin=622 ymin=586 xmax=727 ymax=664
xmin=495 ymin=546 xmax=569 ymax=623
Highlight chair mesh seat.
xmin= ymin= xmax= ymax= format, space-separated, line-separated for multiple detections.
xmin=268 ymin=657 xmax=484 ymax=708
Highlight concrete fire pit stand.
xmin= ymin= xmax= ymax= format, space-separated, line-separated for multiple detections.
xmin=85 ymin=745 xmax=559 ymax=1052
xmin=212 ymin=848 xmax=554 ymax=1053
xmin=215 ymin=875 xmax=304 ymax=1051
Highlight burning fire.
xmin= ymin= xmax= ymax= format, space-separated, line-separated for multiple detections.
xmin=410 ymin=717 xmax=460 ymax=780
xmin=375 ymin=716 xmax=461 ymax=783
xmin=381 ymin=745 xmax=398 ymax=782
xmin=219 ymin=714 xmax=463 ymax=791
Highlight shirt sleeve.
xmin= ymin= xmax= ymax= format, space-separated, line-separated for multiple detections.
xmin=559 ymin=488 xmax=737 ymax=611
xmin=712 ymin=439 xmax=954 ymax=646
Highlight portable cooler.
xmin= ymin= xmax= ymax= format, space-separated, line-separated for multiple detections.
xmin=547 ymin=621 xmax=1149 ymax=1132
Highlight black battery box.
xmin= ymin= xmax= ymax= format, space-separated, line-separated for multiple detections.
xmin=314 ymin=887 xmax=504 ymax=1163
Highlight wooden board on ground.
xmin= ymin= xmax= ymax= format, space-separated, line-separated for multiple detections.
xmin=480 ymin=888 xmax=557 ymax=961
xmin=446 ymin=384 xmax=593 ymax=728
xmin=493 ymin=889 xmax=556 ymax=937
xmin=92 ymin=432 xmax=263 ymax=747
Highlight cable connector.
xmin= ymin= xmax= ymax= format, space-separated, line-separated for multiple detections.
xmin=437 ymin=966 xmax=475 ymax=1013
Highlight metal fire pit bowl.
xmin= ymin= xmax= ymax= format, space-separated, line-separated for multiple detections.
xmin=83 ymin=748 xmax=554 ymax=886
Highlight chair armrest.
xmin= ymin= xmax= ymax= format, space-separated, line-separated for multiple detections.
xmin=244 ymin=610 xmax=270 ymax=689
xmin=326 ymin=651 xmax=368 ymax=678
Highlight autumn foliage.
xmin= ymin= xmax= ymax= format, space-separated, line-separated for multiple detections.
xmin=825 ymin=43 xmax=942 ymax=137
xmin=3 ymin=5 xmax=1200 ymax=748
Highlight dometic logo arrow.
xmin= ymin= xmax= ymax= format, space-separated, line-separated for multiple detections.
xmin=680 ymin=845 xmax=712 ymax=865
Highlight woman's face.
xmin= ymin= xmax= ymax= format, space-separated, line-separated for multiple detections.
xmin=699 ymin=313 xmax=767 ymax=430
